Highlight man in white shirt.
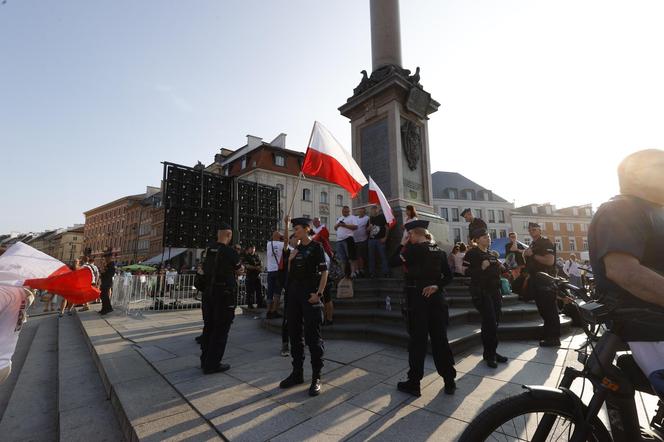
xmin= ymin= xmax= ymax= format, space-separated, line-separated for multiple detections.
xmin=266 ymin=231 xmax=286 ymax=319
xmin=563 ymin=254 xmax=582 ymax=288
xmin=334 ymin=205 xmax=358 ymax=278
xmin=353 ymin=207 xmax=370 ymax=278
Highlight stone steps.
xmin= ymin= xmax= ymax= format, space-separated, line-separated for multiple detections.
xmin=262 ymin=314 xmax=573 ymax=355
xmin=0 ymin=316 xmax=59 ymax=441
xmin=58 ymin=314 xmax=123 ymax=441
xmin=331 ymin=294 xmax=522 ymax=309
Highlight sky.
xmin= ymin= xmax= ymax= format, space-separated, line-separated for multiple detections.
xmin=2 ymin=0 xmax=664 ymax=233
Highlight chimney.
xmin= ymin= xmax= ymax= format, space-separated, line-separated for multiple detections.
xmin=247 ymin=135 xmax=263 ymax=149
xmin=270 ymin=133 xmax=287 ymax=148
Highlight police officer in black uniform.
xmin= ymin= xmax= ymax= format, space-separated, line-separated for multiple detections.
xmin=279 ymin=218 xmax=329 ymax=396
xmin=464 ymin=228 xmax=508 ymax=368
xmin=390 ymin=220 xmax=456 ymax=397
xmin=461 ymin=208 xmax=487 ymax=244
xmin=200 ymin=222 xmax=243 ymax=374
xmin=524 ymin=222 xmax=560 ymax=347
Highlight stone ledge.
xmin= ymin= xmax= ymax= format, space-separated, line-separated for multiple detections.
xmin=75 ymin=311 xmax=223 ymax=442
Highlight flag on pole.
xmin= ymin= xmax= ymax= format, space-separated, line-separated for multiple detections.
xmin=301 ymin=121 xmax=368 ymax=198
xmin=368 ymin=177 xmax=396 ymax=228
xmin=0 ymin=242 xmax=100 ymax=304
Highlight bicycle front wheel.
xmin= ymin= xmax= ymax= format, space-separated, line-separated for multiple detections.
xmin=459 ymin=390 xmax=612 ymax=442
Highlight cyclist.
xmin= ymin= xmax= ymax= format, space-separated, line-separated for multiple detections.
xmin=589 ymin=148 xmax=664 ymax=396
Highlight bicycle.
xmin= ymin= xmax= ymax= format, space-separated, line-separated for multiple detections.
xmin=459 ymin=272 xmax=664 ymax=441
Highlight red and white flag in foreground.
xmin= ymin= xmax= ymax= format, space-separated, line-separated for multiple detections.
xmin=368 ymin=177 xmax=396 ymax=228
xmin=302 ymin=121 xmax=368 ymax=198
xmin=0 ymin=242 xmax=100 ymax=304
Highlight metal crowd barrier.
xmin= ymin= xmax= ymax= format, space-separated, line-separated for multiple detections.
xmin=111 ymin=273 xmax=266 ymax=316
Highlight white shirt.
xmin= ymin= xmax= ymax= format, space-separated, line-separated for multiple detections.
xmin=564 ymin=260 xmax=582 ymax=277
xmin=266 ymin=241 xmax=285 ymax=272
xmin=335 ymin=215 xmax=358 ymax=241
xmin=354 ymin=215 xmax=370 ymax=242
xmin=0 ymin=287 xmax=27 ymax=370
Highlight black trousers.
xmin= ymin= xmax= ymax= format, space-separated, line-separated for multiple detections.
xmin=287 ymin=281 xmax=324 ymax=375
xmin=530 ymin=281 xmax=560 ymax=340
xmin=406 ymin=288 xmax=456 ymax=383
xmin=472 ymin=286 xmax=502 ymax=360
xmin=200 ymin=293 xmax=235 ymax=370
xmin=100 ymin=286 xmax=112 ymax=312
xmin=245 ymin=274 xmax=262 ymax=306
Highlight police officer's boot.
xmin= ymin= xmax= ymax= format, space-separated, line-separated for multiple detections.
xmin=279 ymin=371 xmax=304 ymax=389
xmin=397 ymin=379 xmax=421 ymax=397
xmin=309 ymin=374 xmax=321 ymax=397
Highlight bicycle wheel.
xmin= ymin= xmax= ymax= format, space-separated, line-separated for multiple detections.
xmin=459 ymin=391 xmax=612 ymax=442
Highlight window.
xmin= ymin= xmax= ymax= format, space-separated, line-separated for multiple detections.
xmin=499 ymin=230 xmax=507 ymax=238
xmin=448 ymin=189 xmax=457 ymax=199
xmin=320 ymin=216 xmax=328 ymax=226
xmin=555 ymin=238 xmax=563 ymax=251
xmin=440 ymin=208 xmax=448 ymax=221
xmin=336 ymin=195 xmax=343 ymax=206
xmin=498 ymin=210 xmax=505 ymax=223
xmin=483 ymin=191 xmax=489 ymax=201
xmin=474 ymin=209 xmax=482 ymax=219
xmin=581 ymin=223 xmax=587 ymax=232
xmin=302 ymin=188 xmax=311 ymax=201
xmin=274 ymin=154 xmax=285 ymax=167
xmin=524 ymin=237 xmax=532 ymax=245
xmin=72 ymin=236 xmax=78 ymax=241
xmin=523 ymin=221 xmax=530 ymax=230
xmin=453 ymin=228 xmax=462 ymax=243
xmin=223 ymin=166 xmax=230 ymax=176
xmin=585 ymin=208 xmax=592 ymax=216
xmin=241 ymin=157 xmax=247 ymax=169
xmin=451 ymin=208 xmax=459 ymax=222
xmin=488 ymin=209 xmax=495 ymax=223
xmin=583 ymin=239 xmax=589 ymax=250
xmin=531 ymin=206 xmax=538 ymax=214
xmin=489 ymin=229 xmax=497 ymax=238
xmin=464 ymin=190 xmax=474 ymax=200
xmin=553 ymin=222 xmax=560 ymax=231
xmin=567 ymin=223 xmax=574 ymax=232
xmin=569 ymin=239 xmax=576 ymax=251
xmin=320 ymin=191 xmax=328 ymax=204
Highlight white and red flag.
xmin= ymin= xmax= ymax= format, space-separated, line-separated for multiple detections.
xmin=368 ymin=176 xmax=396 ymax=228
xmin=0 ymin=242 xmax=100 ymax=304
xmin=301 ymin=121 xmax=368 ymax=198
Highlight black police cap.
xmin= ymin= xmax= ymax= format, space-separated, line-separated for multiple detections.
xmin=470 ymin=228 xmax=489 ymax=240
xmin=460 ymin=208 xmax=472 ymax=217
xmin=405 ymin=219 xmax=429 ymax=231
xmin=291 ymin=217 xmax=312 ymax=228
xmin=217 ymin=222 xmax=232 ymax=231
xmin=528 ymin=222 xmax=541 ymax=229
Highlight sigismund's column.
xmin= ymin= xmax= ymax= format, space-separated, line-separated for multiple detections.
xmin=339 ymin=0 xmax=449 ymax=245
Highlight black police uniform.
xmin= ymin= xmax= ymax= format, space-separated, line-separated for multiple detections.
xmin=242 ymin=252 xmax=263 ymax=307
xmin=99 ymin=259 xmax=115 ymax=315
xmin=200 ymin=242 xmax=241 ymax=373
xmin=390 ymin=221 xmax=456 ymax=396
xmin=280 ymin=220 xmax=328 ymax=396
xmin=464 ymin=245 xmax=503 ymax=365
xmin=525 ymin=234 xmax=559 ymax=344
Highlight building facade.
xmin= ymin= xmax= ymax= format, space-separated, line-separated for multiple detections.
xmin=511 ymin=203 xmax=593 ymax=260
xmin=206 ymin=133 xmax=352 ymax=240
xmin=83 ymin=187 xmax=160 ymax=264
xmin=49 ymin=226 xmax=85 ymax=265
xmin=431 ymin=172 xmax=514 ymax=244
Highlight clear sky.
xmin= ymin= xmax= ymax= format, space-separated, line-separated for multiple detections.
xmin=2 ymin=0 xmax=664 ymax=233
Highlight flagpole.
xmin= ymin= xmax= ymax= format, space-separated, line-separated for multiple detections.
xmin=287 ymin=122 xmax=317 ymax=219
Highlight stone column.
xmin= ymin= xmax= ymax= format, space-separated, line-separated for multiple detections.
xmin=370 ymin=0 xmax=402 ymax=71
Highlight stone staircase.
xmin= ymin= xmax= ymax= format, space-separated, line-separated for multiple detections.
xmin=262 ymin=277 xmax=572 ymax=355
xmin=0 ymin=312 xmax=123 ymax=442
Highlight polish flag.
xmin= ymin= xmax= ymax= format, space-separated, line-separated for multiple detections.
xmin=302 ymin=121 xmax=368 ymax=197
xmin=0 ymin=242 xmax=100 ymax=304
xmin=368 ymin=177 xmax=396 ymax=228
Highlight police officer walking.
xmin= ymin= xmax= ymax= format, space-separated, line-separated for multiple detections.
xmin=391 ymin=220 xmax=456 ymax=397
xmin=279 ymin=218 xmax=329 ymax=396
xmin=200 ymin=223 xmax=243 ymax=374
xmin=461 ymin=208 xmax=487 ymax=244
xmin=523 ymin=222 xmax=560 ymax=347
xmin=464 ymin=228 xmax=508 ymax=368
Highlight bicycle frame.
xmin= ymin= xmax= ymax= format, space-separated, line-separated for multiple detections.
xmin=532 ymin=331 xmax=645 ymax=441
